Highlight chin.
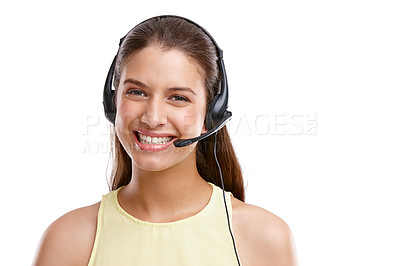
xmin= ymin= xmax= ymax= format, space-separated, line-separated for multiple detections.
xmin=130 ymin=145 xmax=197 ymax=173
xmin=132 ymin=156 xmax=173 ymax=172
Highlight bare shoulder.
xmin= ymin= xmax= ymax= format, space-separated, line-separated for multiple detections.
xmin=32 ymin=202 xmax=101 ymax=266
xmin=231 ymin=196 xmax=298 ymax=266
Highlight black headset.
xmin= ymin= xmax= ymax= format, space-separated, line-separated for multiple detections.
xmin=102 ymin=15 xmax=232 ymax=147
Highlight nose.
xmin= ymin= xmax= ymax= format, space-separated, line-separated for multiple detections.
xmin=140 ymin=98 xmax=167 ymax=128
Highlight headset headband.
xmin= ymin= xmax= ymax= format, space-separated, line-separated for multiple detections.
xmin=103 ymin=15 xmax=230 ymax=130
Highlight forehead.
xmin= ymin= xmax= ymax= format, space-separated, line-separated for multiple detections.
xmin=120 ymin=47 xmax=205 ymax=93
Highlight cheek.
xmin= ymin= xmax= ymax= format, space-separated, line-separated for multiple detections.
xmin=114 ymin=102 xmax=137 ymax=154
xmin=170 ymin=108 xmax=205 ymax=135
xmin=115 ymin=99 xmax=141 ymax=129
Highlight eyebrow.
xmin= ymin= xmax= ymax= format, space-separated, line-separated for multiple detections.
xmin=166 ymin=87 xmax=197 ymax=96
xmin=123 ymin=79 xmax=148 ymax=88
xmin=123 ymin=78 xmax=197 ymax=96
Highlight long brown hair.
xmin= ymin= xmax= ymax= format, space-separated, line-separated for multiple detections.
xmin=108 ymin=16 xmax=245 ymax=201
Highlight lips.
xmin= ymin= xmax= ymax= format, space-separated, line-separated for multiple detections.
xmin=137 ymin=132 xmax=173 ymax=144
xmin=133 ymin=130 xmax=177 ymax=152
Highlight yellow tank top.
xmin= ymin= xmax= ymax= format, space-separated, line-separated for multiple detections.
xmin=88 ymin=182 xmax=241 ymax=266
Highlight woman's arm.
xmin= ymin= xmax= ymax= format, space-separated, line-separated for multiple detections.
xmin=232 ymin=197 xmax=298 ymax=266
xmin=32 ymin=202 xmax=100 ymax=266
xmin=255 ymin=211 xmax=298 ymax=266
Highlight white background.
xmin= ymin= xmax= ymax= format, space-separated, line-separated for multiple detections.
xmin=1 ymin=0 xmax=399 ymax=265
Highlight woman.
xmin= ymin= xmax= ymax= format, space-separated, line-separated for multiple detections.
xmin=33 ymin=16 xmax=298 ymax=266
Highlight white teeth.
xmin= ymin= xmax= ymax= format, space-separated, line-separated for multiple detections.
xmin=137 ymin=132 xmax=172 ymax=144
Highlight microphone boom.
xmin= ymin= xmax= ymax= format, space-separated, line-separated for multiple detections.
xmin=173 ymin=112 xmax=232 ymax=147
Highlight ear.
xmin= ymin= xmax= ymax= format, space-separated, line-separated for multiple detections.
xmin=201 ymin=121 xmax=207 ymax=134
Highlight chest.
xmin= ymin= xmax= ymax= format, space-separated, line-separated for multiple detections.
xmin=89 ymin=190 xmax=241 ymax=265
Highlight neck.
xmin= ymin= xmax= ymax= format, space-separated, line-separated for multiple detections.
xmin=119 ymin=151 xmax=212 ymax=223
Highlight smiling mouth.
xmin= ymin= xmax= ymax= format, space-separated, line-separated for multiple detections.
xmin=135 ymin=131 xmax=175 ymax=145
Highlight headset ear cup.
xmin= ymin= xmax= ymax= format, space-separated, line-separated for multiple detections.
xmin=103 ymin=55 xmax=117 ymax=124
xmin=205 ymin=96 xmax=219 ymax=130
xmin=205 ymin=58 xmax=229 ymax=130
xmin=103 ymin=89 xmax=115 ymax=124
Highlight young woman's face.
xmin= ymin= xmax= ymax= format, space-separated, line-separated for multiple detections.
xmin=115 ymin=46 xmax=208 ymax=172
